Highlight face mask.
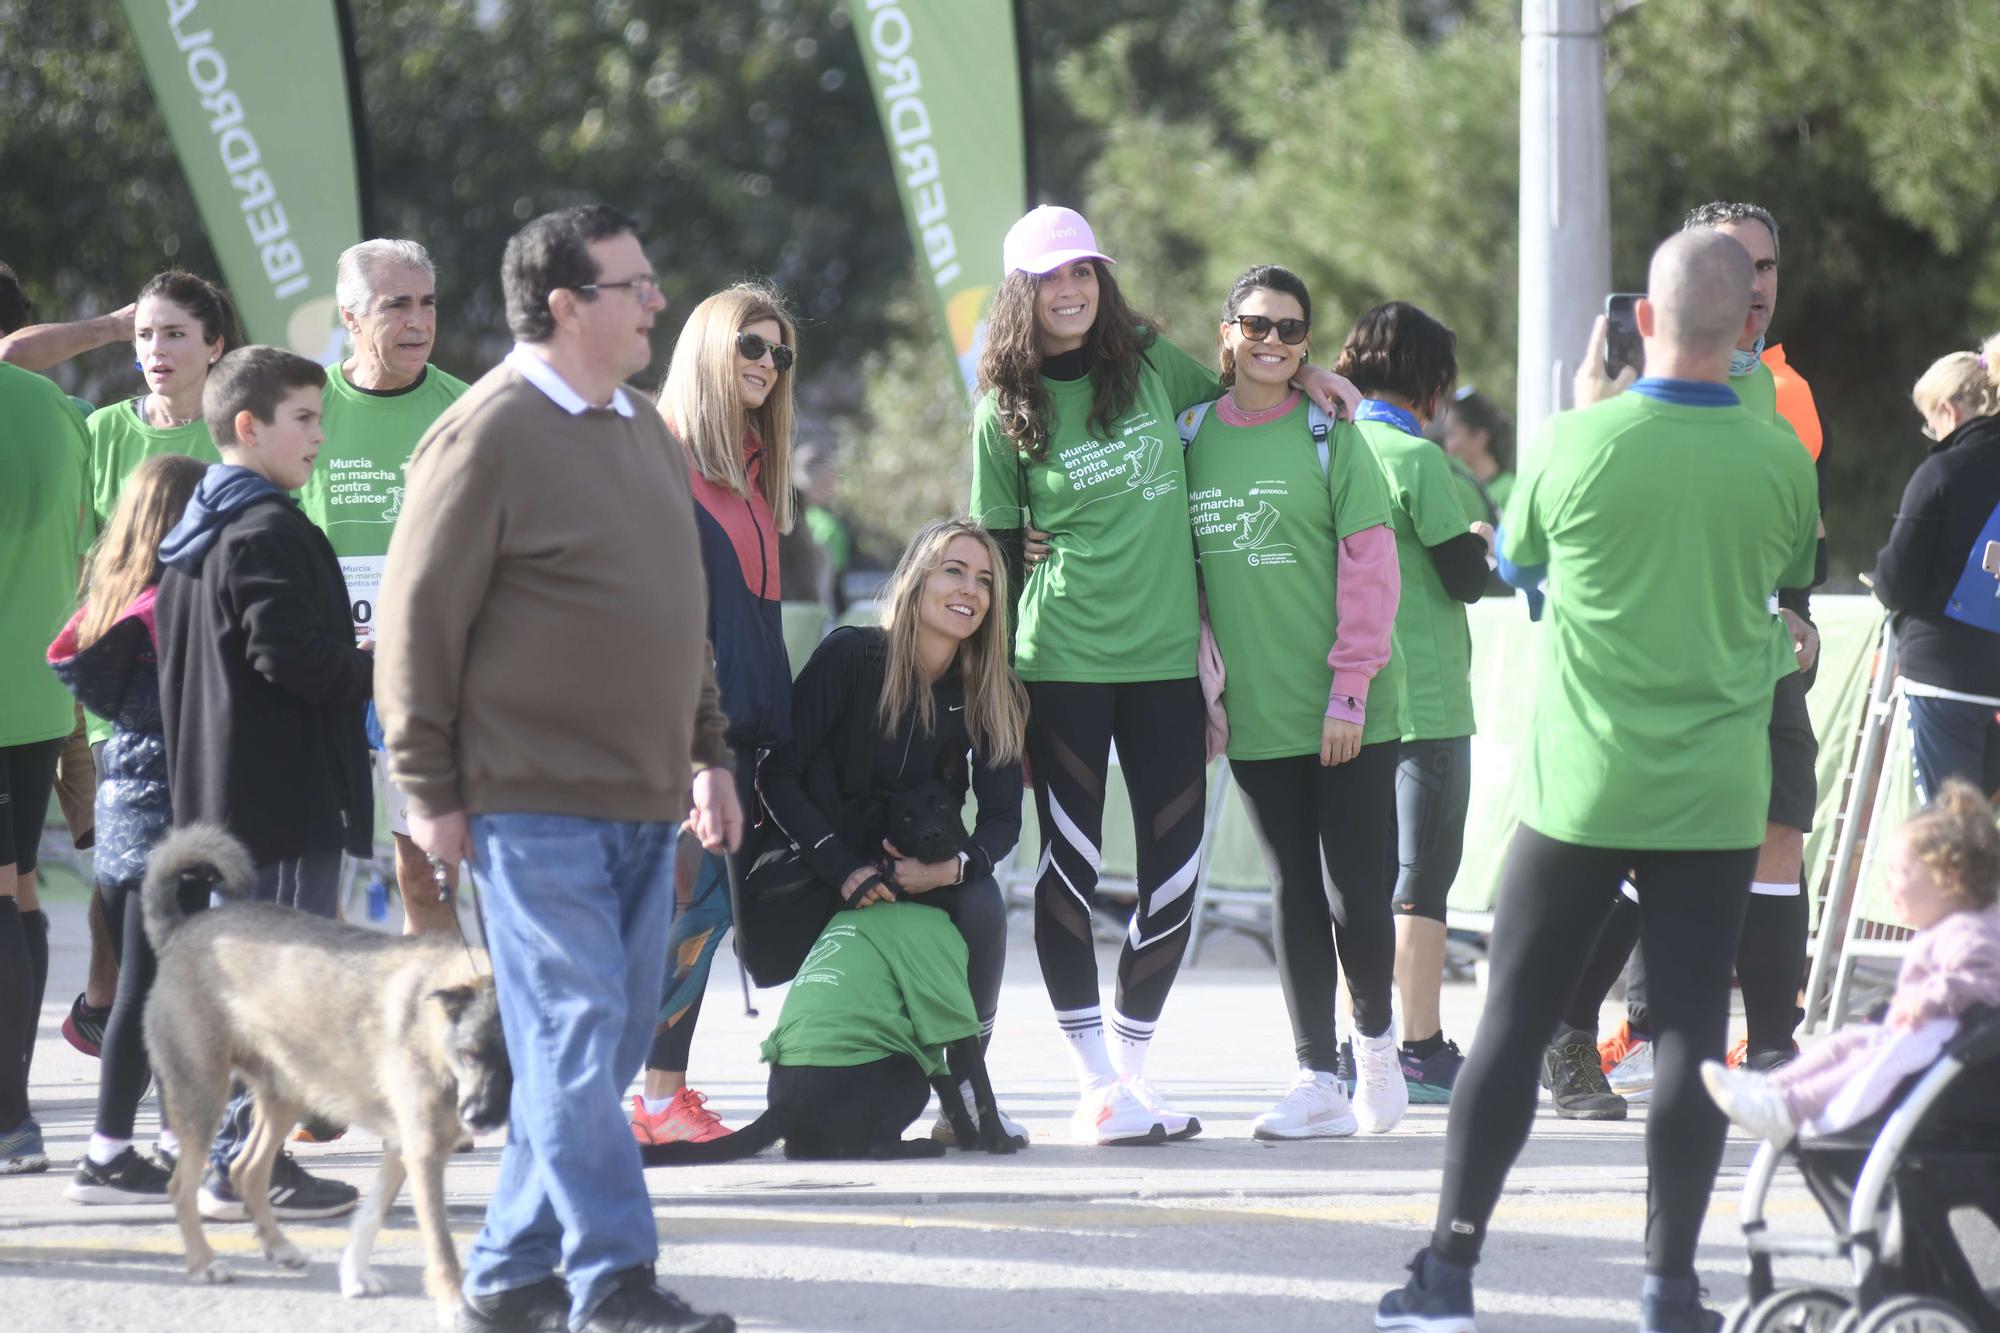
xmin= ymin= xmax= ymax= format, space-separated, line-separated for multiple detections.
xmin=1729 ymin=334 xmax=1766 ymax=378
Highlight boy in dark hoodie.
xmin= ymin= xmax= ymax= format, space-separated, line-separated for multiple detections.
xmin=154 ymin=345 xmax=372 ymax=1222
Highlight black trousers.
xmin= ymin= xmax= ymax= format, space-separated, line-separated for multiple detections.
xmin=93 ymin=877 xmax=156 ymax=1140
xmin=1231 ymin=744 xmax=1399 ymax=1069
xmin=1433 ymin=826 xmax=1755 ymax=1278
xmin=1026 ymin=678 xmax=1207 ymax=1023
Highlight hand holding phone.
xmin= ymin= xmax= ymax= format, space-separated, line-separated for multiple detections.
xmin=1603 ymin=293 xmax=1644 ymax=380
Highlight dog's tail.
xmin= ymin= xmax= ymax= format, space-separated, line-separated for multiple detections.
xmin=638 ymin=1106 xmax=784 ymax=1166
xmin=141 ymin=823 xmax=255 ymax=951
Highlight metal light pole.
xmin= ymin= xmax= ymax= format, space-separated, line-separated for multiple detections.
xmin=1517 ymin=0 xmax=1610 ymax=448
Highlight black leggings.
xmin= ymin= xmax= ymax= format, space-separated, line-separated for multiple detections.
xmin=1563 ymin=881 xmax=1808 ymax=1054
xmin=1231 ymin=745 xmax=1399 ymax=1069
xmin=93 ymin=877 xmax=156 ymax=1140
xmin=1026 ymin=678 xmax=1206 ymax=1024
xmin=1394 ymin=736 xmax=1471 ymax=921
xmin=1434 ymin=826 xmax=1754 ymax=1278
xmin=1 ymin=738 xmax=62 ymax=1130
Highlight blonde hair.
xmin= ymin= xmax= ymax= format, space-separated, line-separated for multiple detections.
xmin=656 ymin=282 xmax=797 ymax=533
xmin=79 ymin=453 xmax=207 ymax=647
xmin=876 ymin=518 xmax=1028 ymax=766
xmin=1900 ymin=778 xmax=2000 ymax=910
xmin=1911 ymin=336 xmax=2000 ymax=423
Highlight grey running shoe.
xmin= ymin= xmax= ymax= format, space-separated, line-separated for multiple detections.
xmin=1606 ymin=1040 xmax=1655 ymax=1102
xmin=1541 ymin=1028 xmax=1627 ymax=1121
xmin=0 ymin=1118 xmax=47 ymax=1175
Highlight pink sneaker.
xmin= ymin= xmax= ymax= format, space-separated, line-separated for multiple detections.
xmin=629 ymin=1090 xmax=732 ymax=1145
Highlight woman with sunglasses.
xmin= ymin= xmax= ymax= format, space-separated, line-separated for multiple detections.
xmin=1185 ymin=265 xmax=1409 ymax=1138
xmin=632 ymin=282 xmax=801 ymax=1149
xmin=1333 ymin=302 xmax=1492 ymax=1109
xmin=970 ymin=207 xmax=1359 ymax=1146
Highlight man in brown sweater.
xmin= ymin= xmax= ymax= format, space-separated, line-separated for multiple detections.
xmin=376 ymin=204 xmax=740 ymax=1333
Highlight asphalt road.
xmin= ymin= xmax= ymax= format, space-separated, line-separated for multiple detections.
xmin=0 ymin=896 xmax=1906 ymax=1332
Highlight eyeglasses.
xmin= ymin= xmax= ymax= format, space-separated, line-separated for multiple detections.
xmin=575 ymin=274 xmax=662 ymax=298
xmin=736 ymin=329 xmax=795 ymax=372
xmin=1231 ymin=314 xmax=1310 ymax=345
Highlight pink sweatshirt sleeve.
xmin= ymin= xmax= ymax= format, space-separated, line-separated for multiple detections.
xmin=1895 ymin=910 xmax=2000 ymax=1021
xmin=1327 ymin=523 xmax=1400 ymax=724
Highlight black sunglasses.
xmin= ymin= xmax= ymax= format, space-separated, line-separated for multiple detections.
xmin=1231 ymin=314 xmax=1310 ymax=346
xmin=736 ymin=330 xmax=795 ymax=372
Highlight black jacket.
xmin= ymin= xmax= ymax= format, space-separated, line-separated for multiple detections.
xmin=1872 ymin=414 xmax=2000 ymax=695
xmin=758 ymin=626 xmax=1023 ymax=893
xmin=46 ymin=590 xmax=169 ymax=886
xmin=156 ymin=465 xmax=373 ymax=863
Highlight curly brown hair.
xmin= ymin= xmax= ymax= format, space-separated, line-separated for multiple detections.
xmin=974 ymin=261 xmax=1161 ymax=463
xmin=1902 ymin=779 xmax=2000 ymax=909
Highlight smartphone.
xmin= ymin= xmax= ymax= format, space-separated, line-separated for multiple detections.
xmin=1603 ymin=293 xmax=1644 ymax=380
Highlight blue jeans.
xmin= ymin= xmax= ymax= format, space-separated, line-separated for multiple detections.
xmin=462 ymin=814 xmax=678 ymax=1329
xmin=1906 ymin=693 xmax=2000 ymax=804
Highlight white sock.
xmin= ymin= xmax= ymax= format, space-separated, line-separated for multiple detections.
xmin=642 ymin=1096 xmax=673 ymax=1116
xmin=1749 ymin=880 xmax=1801 ymax=897
xmin=156 ymin=1128 xmax=181 ymax=1157
xmin=87 ymin=1134 xmax=132 ymax=1166
xmin=1107 ymin=1010 xmax=1157 ymax=1080
xmin=1056 ymin=1005 xmax=1117 ymax=1090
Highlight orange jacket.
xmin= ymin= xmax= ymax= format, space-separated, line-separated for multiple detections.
xmin=1763 ymin=343 xmax=1823 ymax=461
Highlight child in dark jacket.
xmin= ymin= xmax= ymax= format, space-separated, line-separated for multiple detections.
xmin=153 ymin=345 xmax=371 ymax=1220
xmin=47 ymin=452 xmax=207 ymax=1204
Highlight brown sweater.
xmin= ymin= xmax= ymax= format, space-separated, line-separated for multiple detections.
xmin=376 ymin=364 xmax=730 ymax=823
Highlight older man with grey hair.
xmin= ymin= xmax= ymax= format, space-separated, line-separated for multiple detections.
xmin=1375 ymin=229 xmax=1820 ymax=1333
xmin=298 ymin=238 xmax=469 ymax=938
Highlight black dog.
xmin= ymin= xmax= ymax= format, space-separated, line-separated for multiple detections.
xmin=874 ymin=746 xmax=969 ymax=869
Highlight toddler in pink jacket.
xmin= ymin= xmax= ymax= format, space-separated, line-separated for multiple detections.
xmin=1704 ymin=778 xmax=2000 ymax=1145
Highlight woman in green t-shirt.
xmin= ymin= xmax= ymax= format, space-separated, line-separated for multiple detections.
xmin=1334 ymin=302 xmax=1492 ymax=1108
xmin=84 ymin=272 xmax=242 ymax=538
xmin=968 ymin=207 xmax=1359 ymax=1147
xmin=1443 ymin=388 xmax=1516 ymax=521
xmin=1184 ymin=266 xmax=1408 ymax=1140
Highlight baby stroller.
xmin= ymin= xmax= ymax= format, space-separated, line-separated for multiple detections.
xmin=1723 ymin=1004 xmax=2000 ymax=1332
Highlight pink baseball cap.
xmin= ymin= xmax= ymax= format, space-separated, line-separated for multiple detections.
xmin=1002 ymin=205 xmax=1115 ymax=276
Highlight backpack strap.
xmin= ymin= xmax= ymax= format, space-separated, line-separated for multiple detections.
xmin=1307 ymin=402 xmax=1334 ymax=480
xmin=1176 ymin=400 xmax=1215 ymax=450
xmin=1183 ymin=398 xmax=1336 ymax=479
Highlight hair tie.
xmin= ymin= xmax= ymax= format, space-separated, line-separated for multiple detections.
xmin=1980 ymin=353 xmax=1989 ymax=371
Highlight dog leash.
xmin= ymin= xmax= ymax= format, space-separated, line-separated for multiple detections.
xmin=432 ymin=853 xmax=492 ymax=980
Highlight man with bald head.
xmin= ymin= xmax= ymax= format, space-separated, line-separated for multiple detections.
xmin=1376 ymin=230 xmax=1818 ymax=1333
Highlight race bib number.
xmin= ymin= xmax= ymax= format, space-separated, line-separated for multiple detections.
xmin=341 ymin=555 xmax=387 ymax=636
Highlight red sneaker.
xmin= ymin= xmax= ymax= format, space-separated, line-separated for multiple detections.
xmin=629 ymin=1089 xmax=732 ymax=1145
xmin=1725 ymin=1035 xmax=1750 ymax=1069
xmin=1598 ymin=1019 xmax=1643 ymax=1076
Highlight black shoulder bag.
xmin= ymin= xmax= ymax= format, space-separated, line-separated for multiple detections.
xmin=729 ymin=649 xmax=886 ymax=987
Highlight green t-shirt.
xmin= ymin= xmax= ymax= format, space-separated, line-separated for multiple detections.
xmin=805 ymin=504 xmax=851 ymax=576
xmin=1485 ymin=470 xmax=1516 ymax=520
xmin=82 ymin=399 xmax=220 ymax=743
xmin=969 ymin=338 xmax=1220 ymax=682
xmin=1186 ymin=402 xmax=1402 ymax=757
xmin=85 ymin=398 xmax=219 ymax=537
xmin=759 ymin=904 xmax=981 ymax=1076
xmin=297 ymin=362 xmax=469 ymax=630
xmin=1447 ymin=456 xmax=1496 ymax=525
xmin=1505 ymin=391 xmax=1819 ymax=850
xmin=2 ymin=364 xmax=88 ymax=746
xmin=1357 ymin=420 xmax=1476 ymax=742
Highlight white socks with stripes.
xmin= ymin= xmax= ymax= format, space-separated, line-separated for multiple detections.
xmin=1056 ymin=1005 xmax=1119 ymax=1091
xmin=1108 ymin=1011 xmax=1156 ymax=1080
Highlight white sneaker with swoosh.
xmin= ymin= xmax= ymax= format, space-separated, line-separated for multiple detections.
xmin=1252 ymin=1069 xmax=1358 ymax=1139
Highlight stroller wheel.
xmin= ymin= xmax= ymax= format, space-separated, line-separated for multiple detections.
xmin=1836 ymin=1294 xmax=1979 ymax=1333
xmin=1736 ymin=1287 xmax=1850 ymax=1333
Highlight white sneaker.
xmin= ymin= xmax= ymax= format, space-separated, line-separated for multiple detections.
xmin=1121 ymin=1075 xmax=1201 ymax=1140
xmin=930 ymin=1079 xmax=1031 ymax=1149
xmin=1351 ymin=1028 xmax=1410 ymax=1133
xmin=1252 ymin=1069 xmax=1357 ymax=1140
xmin=1069 ymin=1080 xmax=1166 ymax=1146
xmin=1700 ymin=1061 xmax=1796 ymax=1147
xmin=1606 ymin=1040 xmax=1655 ymax=1103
